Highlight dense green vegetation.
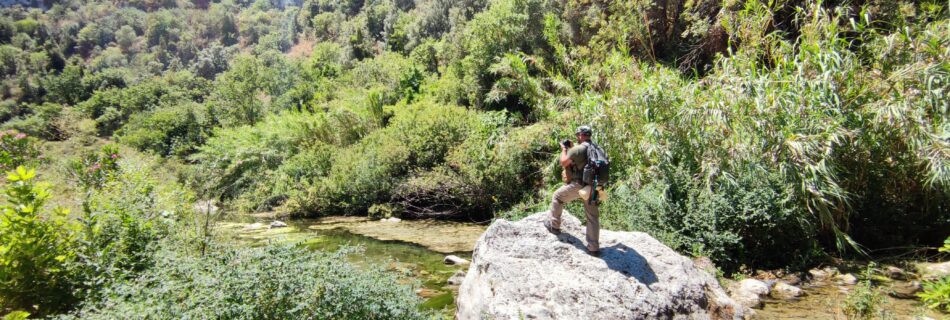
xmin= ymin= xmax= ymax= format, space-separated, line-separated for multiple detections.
xmin=0 ymin=137 xmax=427 ymax=318
xmin=0 ymin=0 xmax=948 ymax=317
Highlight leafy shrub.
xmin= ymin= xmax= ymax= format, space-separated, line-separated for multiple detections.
xmin=919 ymin=237 xmax=950 ymax=313
xmin=1 ymin=103 xmax=65 ymax=140
xmin=454 ymin=0 xmax=552 ymax=108
xmin=2 ymin=311 xmax=29 ymax=320
xmin=191 ymin=43 xmax=233 ymax=79
xmin=117 ymin=102 xmax=211 ymax=157
xmin=72 ymin=158 xmax=187 ymax=302
xmin=0 ymin=45 xmax=21 ymax=77
xmin=190 ymin=110 xmax=363 ymax=212
xmin=207 ymin=53 xmax=303 ymax=126
xmin=0 ymin=130 xmax=39 ymax=173
xmin=78 ymin=72 xmax=211 ymax=136
xmin=920 ymin=276 xmax=950 ymax=313
xmin=42 ymin=65 xmax=90 ymax=106
xmin=0 ymin=100 xmax=20 ymax=123
xmin=0 ymin=167 xmax=78 ymax=315
xmin=842 ymin=269 xmax=888 ymax=320
xmin=447 ymin=113 xmax=556 ymax=215
xmin=62 ymin=243 xmax=428 ymax=320
xmin=291 ymin=102 xmax=477 ymax=215
xmin=66 ymin=145 xmax=121 ymax=190
xmin=306 ymin=42 xmax=345 ymax=79
xmin=590 ymin=163 xmax=819 ymax=270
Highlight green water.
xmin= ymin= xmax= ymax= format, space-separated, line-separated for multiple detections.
xmin=217 ymin=218 xmax=477 ymax=318
xmin=298 ymin=226 xmax=469 ymax=310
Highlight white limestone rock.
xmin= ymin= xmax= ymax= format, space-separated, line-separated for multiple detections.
xmin=729 ymin=279 xmax=770 ymax=309
xmin=457 ymin=211 xmax=743 ymax=320
xmin=771 ymin=282 xmax=804 ymax=299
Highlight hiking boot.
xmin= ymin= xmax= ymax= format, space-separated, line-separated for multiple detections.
xmin=543 ymin=220 xmax=561 ymax=234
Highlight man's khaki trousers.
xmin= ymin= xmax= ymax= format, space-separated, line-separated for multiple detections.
xmin=549 ymin=182 xmax=600 ymax=252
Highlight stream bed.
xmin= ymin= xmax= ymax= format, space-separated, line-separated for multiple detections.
xmin=216 ymin=216 xmax=486 ymax=318
xmin=217 ymin=216 xmax=944 ymax=320
xmin=753 ymin=279 xmax=941 ymax=319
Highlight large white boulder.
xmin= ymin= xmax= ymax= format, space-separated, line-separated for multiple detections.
xmin=456 ymin=211 xmax=744 ymax=320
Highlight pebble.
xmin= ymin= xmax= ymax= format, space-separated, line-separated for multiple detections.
xmin=771 ymin=282 xmax=804 ymax=299
xmin=837 ymin=273 xmax=858 ymax=285
xmin=444 ymin=255 xmax=471 ymax=266
xmin=885 ymin=266 xmax=907 ymax=280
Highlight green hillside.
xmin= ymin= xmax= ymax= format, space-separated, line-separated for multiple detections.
xmin=0 ymin=0 xmax=947 ymax=318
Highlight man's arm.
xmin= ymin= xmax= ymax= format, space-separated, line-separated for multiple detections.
xmin=559 ymin=146 xmax=572 ymax=168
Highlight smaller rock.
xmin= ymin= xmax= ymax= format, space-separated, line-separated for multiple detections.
xmin=740 ymin=279 xmax=770 ymax=296
xmin=730 ymin=279 xmax=770 ymax=309
xmin=382 ymin=217 xmax=402 ymax=223
xmin=269 ymin=220 xmax=288 ymax=228
xmin=781 ymin=273 xmax=803 ymax=286
xmin=447 ymin=270 xmax=466 ymax=285
xmin=837 ymin=273 xmax=859 ymax=285
xmin=809 ymin=268 xmax=830 ymax=281
xmin=443 ymin=255 xmax=470 ymax=266
xmin=888 ymin=281 xmax=922 ymax=299
xmin=753 ymin=270 xmax=779 ymax=280
xmin=771 ymin=282 xmax=804 ymax=299
xmin=884 ymin=266 xmax=907 ymax=280
xmin=823 ymin=267 xmax=840 ymax=276
xmin=918 ymin=261 xmax=950 ymax=280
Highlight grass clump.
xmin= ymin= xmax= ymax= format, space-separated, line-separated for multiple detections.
xmin=919 ymin=238 xmax=950 ymax=313
xmin=59 ymin=244 xmax=429 ymax=320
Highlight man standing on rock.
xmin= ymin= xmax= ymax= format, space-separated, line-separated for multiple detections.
xmin=546 ymin=125 xmax=600 ymax=256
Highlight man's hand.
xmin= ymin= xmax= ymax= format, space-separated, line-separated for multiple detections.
xmin=560 ymin=139 xmax=572 ymax=150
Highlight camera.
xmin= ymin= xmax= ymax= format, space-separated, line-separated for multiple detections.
xmin=560 ymin=139 xmax=573 ymax=148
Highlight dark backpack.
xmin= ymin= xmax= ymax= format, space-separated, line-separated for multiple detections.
xmin=581 ymin=142 xmax=609 ymax=187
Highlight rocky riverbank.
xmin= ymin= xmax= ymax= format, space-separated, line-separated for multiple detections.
xmin=217 ymin=214 xmax=947 ymax=319
xmin=724 ymin=264 xmax=946 ymax=319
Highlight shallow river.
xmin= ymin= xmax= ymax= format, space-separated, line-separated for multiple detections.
xmin=754 ymin=279 xmax=942 ymax=319
xmin=218 ymin=216 xmax=944 ymax=320
xmin=217 ymin=216 xmax=486 ymax=318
